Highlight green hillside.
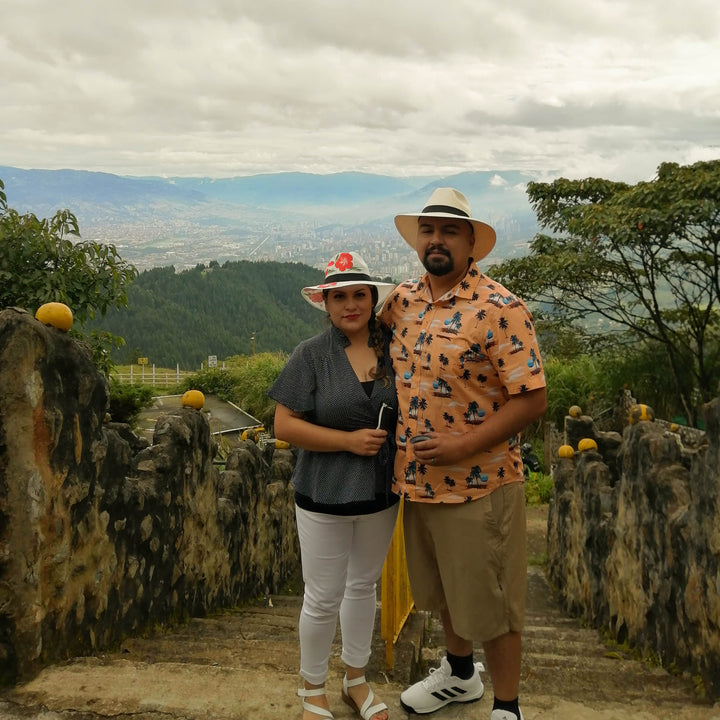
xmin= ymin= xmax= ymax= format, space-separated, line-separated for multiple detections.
xmin=87 ymin=260 xmax=329 ymax=368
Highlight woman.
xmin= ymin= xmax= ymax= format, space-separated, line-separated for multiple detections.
xmin=268 ymin=251 xmax=398 ymax=720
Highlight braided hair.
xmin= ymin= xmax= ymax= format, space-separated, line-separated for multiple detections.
xmin=368 ymin=288 xmax=389 ymax=384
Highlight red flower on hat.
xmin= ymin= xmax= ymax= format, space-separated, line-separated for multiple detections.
xmin=334 ymin=253 xmax=354 ymax=271
xmin=308 ymin=291 xmax=325 ymax=303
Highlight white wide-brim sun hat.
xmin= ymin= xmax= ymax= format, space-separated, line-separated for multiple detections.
xmin=301 ymin=251 xmax=396 ymax=311
xmin=394 ymin=187 xmax=497 ymax=261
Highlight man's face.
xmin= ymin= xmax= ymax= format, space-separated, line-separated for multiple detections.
xmin=416 ymin=217 xmax=474 ymax=277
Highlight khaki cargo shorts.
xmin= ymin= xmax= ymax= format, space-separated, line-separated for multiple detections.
xmin=403 ymin=481 xmax=527 ymax=642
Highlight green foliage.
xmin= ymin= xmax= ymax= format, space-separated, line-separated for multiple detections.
xmin=0 ymin=176 xmax=137 ymax=377
xmin=224 ymin=352 xmax=288 ymax=426
xmin=525 ymin=471 xmax=554 ymax=506
xmin=543 ymin=354 xmax=612 ymax=428
xmin=86 ymin=261 xmax=326 ymax=367
xmin=0 ymin=178 xmax=137 ymax=324
xmin=540 ymin=336 xmax=704 ymax=428
xmin=182 ymin=352 xmax=287 ymax=427
xmin=489 ymin=159 xmax=720 ymax=427
xmin=108 ymin=378 xmax=155 ymax=426
xmin=182 ymin=367 xmax=238 ymax=400
xmin=80 ymin=329 xmax=127 ymax=377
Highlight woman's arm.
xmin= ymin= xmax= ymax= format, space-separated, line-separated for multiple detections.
xmin=273 ymin=402 xmax=388 ymax=457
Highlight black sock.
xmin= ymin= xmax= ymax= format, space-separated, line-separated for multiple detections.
xmin=446 ymin=651 xmax=474 ymax=679
xmin=493 ymin=696 xmax=520 ymax=718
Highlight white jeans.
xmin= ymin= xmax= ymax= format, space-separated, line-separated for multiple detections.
xmin=295 ymin=503 xmax=399 ymax=684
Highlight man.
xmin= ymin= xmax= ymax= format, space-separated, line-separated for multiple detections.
xmin=380 ymin=188 xmax=547 ymax=720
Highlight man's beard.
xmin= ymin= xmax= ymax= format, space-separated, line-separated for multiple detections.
xmin=422 ymin=248 xmax=454 ymax=276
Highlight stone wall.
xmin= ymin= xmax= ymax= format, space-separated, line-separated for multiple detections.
xmin=548 ymin=395 xmax=720 ymax=699
xmin=0 ymin=308 xmax=300 ymax=684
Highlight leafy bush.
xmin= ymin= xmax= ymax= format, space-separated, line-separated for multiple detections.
xmin=543 ymin=354 xmax=613 ymax=429
xmin=224 ymin=352 xmax=288 ymax=426
xmin=108 ymin=379 xmax=155 ymax=426
xmin=181 ymin=367 xmax=238 ymax=400
xmin=0 ymin=177 xmax=136 ymax=378
xmin=182 ymin=352 xmax=288 ymax=428
xmin=525 ymin=471 xmax=554 ymax=506
xmin=542 ymin=338 xmax=710 ymax=430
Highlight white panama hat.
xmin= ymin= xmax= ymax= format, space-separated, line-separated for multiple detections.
xmin=301 ymin=251 xmax=395 ymax=311
xmin=394 ymin=187 xmax=497 ymax=261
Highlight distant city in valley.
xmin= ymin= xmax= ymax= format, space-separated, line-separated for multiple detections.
xmin=1 ymin=165 xmax=541 ymax=280
xmin=82 ymin=211 xmax=537 ymax=282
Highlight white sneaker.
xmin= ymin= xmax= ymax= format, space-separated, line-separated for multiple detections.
xmin=490 ymin=709 xmax=525 ymax=720
xmin=400 ymin=656 xmax=485 ymax=714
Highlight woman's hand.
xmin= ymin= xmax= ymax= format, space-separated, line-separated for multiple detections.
xmin=349 ymin=428 xmax=388 ymax=456
xmin=274 ymin=403 xmax=388 ymax=455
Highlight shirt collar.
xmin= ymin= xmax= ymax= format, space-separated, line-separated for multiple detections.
xmin=415 ymin=260 xmax=482 ymax=303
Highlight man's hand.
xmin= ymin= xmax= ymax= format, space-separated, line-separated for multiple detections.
xmin=410 ymin=388 xmax=548 ymax=466
xmin=411 ymin=432 xmax=472 ymax=466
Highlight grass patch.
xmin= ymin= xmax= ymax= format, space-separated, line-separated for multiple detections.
xmin=528 ymin=550 xmax=547 ymax=567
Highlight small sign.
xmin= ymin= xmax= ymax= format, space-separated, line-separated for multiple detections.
xmin=208 ymin=355 xmax=218 ymax=368
xmin=137 ymin=357 xmax=148 ymax=365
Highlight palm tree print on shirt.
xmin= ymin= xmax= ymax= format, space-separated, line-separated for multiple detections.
xmin=413 ymin=331 xmax=426 ymax=355
xmin=464 ymin=401 xmax=486 ymax=424
xmin=434 ymin=378 xmax=452 ymax=397
xmin=444 ymin=312 xmax=462 ymax=334
xmin=404 ymin=460 xmax=418 ymax=484
xmin=408 ymin=396 xmax=419 ymax=420
xmin=466 ymin=466 xmax=489 ymax=488
xmin=527 ymin=348 xmax=542 ymax=375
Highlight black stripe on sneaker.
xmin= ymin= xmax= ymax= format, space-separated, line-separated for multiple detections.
xmin=431 ymin=687 xmax=466 ymax=701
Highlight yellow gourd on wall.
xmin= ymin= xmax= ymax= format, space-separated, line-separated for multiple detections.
xmin=578 ymin=438 xmax=598 ymax=452
xmin=35 ymin=302 xmax=73 ymax=331
xmin=558 ymin=444 xmax=575 ymax=458
xmin=568 ymin=405 xmax=582 ymax=418
xmin=181 ymin=390 xmax=205 ymax=409
xmin=629 ymin=404 xmax=655 ymax=424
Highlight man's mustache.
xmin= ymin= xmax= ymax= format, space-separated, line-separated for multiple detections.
xmin=424 ymin=245 xmax=451 ymax=258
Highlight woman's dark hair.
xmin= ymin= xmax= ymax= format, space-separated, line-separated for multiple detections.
xmin=322 ymin=285 xmax=388 ymax=383
xmin=367 ymin=287 xmax=388 ymax=383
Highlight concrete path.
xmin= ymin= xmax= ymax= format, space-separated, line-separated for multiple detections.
xmin=1 ymin=508 xmax=718 ymax=720
xmin=136 ymin=393 xmax=263 ymax=444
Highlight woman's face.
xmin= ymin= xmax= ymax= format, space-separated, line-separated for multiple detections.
xmin=324 ymin=284 xmax=374 ymax=336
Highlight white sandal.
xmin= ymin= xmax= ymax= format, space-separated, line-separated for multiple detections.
xmin=298 ymin=687 xmax=334 ymax=719
xmin=341 ymin=674 xmax=388 ymax=720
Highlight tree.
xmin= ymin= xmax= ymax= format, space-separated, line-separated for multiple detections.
xmin=0 ymin=178 xmax=137 ymax=324
xmin=489 ymin=160 xmax=720 ymax=426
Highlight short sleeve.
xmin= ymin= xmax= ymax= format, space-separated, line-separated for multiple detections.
xmin=488 ymin=300 xmax=546 ymax=395
xmin=266 ymin=342 xmax=316 ymax=413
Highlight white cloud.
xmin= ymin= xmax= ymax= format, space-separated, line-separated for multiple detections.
xmin=0 ymin=0 xmax=718 ymax=182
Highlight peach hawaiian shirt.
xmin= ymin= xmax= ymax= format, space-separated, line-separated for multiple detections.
xmin=381 ymin=263 xmax=546 ymax=503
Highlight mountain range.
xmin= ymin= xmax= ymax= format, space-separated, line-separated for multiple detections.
xmin=0 ymin=165 xmax=541 ymax=272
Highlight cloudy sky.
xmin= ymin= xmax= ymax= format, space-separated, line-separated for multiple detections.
xmin=1 ymin=0 xmax=718 ymax=183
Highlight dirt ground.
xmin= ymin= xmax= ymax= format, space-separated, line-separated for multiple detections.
xmin=1 ymin=505 xmax=719 ymax=720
